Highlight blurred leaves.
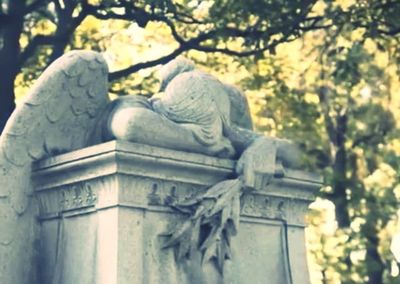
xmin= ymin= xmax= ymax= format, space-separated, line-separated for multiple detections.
xmin=5 ymin=0 xmax=400 ymax=283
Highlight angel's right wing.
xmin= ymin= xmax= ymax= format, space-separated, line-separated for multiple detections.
xmin=0 ymin=50 xmax=109 ymax=283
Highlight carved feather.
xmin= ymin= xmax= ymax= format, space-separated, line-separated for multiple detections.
xmin=0 ymin=50 xmax=109 ymax=284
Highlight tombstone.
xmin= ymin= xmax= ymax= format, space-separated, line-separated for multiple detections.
xmin=0 ymin=51 xmax=322 ymax=284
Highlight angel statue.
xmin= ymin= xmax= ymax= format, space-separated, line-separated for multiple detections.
xmin=0 ymin=50 xmax=300 ymax=282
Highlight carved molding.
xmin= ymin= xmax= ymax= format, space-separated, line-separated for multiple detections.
xmin=241 ymin=193 xmax=310 ymax=226
xmin=36 ymin=174 xmax=311 ymax=227
xmin=33 ymin=142 xmax=321 ymax=227
xmin=36 ymin=176 xmax=114 ymax=217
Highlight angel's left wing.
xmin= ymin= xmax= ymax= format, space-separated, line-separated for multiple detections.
xmin=0 ymin=50 xmax=109 ymax=284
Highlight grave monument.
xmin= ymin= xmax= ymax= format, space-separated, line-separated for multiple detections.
xmin=0 ymin=51 xmax=321 ymax=284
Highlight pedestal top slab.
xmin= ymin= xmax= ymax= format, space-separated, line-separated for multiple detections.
xmin=32 ymin=140 xmax=322 ymax=195
xmin=32 ymin=140 xmax=235 ymax=190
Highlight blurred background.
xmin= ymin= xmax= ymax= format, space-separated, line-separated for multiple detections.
xmin=0 ymin=0 xmax=399 ymax=283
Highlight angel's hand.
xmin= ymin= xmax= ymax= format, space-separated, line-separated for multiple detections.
xmin=236 ymin=136 xmax=302 ymax=190
xmin=235 ymin=137 xmax=277 ymax=190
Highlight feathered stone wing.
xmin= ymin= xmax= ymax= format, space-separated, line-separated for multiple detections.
xmin=0 ymin=50 xmax=109 ymax=284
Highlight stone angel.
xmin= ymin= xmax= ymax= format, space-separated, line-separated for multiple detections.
xmin=0 ymin=51 xmax=300 ymax=282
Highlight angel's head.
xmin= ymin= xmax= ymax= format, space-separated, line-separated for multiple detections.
xmin=159 ymin=56 xmax=195 ymax=92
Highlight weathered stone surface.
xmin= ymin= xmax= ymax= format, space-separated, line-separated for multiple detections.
xmin=33 ymin=141 xmax=321 ymax=284
xmin=1 ymin=50 xmax=321 ymax=284
xmin=0 ymin=50 xmax=109 ymax=284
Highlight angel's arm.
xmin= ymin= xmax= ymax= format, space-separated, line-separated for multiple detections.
xmin=225 ymin=125 xmax=301 ymax=189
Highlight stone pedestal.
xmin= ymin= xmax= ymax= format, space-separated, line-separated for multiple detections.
xmin=32 ymin=141 xmax=321 ymax=284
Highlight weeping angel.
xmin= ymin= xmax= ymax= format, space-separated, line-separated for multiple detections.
xmin=0 ymin=51 xmax=300 ymax=281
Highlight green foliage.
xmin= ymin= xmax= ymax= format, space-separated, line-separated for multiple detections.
xmin=2 ymin=0 xmax=400 ymax=283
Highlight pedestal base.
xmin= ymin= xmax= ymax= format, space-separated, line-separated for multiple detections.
xmin=33 ymin=141 xmax=321 ymax=284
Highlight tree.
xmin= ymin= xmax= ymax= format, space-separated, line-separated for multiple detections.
xmin=239 ymin=1 xmax=400 ymax=283
xmin=1 ymin=0 xmax=400 ymax=283
xmin=0 ymin=0 xmax=324 ymax=133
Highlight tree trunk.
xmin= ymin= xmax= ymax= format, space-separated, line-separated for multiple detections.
xmin=0 ymin=75 xmax=16 ymax=134
xmin=0 ymin=0 xmax=25 ymax=134
xmin=48 ymin=0 xmax=79 ymax=64
xmin=331 ymin=113 xmax=351 ymax=228
xmin=331 ymin=146 xmax=350 ymax=228
xmin=366 ymin=232 xmax=384 ymax=284
xmin=318 ymin=88 xmax=351 ymax=228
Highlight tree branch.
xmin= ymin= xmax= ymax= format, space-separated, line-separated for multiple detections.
xmin=19 ymin=1 xmax=90 ymax=68
xmin=318 ymin=86 xmax=337 ymax=146
xmin=18 ymin=35 xmax=56 ymax=67
xmin=47 ymin=1 xmax=91 ymax=63
xmin=109 ymin=47 xmax=188 ymax=81
xmin=0 ymin=13 xmax=11 ymax=25
xmin=17 ymin=0 xmax=347 ymax=83
xmin=24 ymin=0 xmax=49 ymax=15
xmin=377 ymin=27 xmax=400 ymax=36
xmin=108 ymin=5 xmax=316 ymax=81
